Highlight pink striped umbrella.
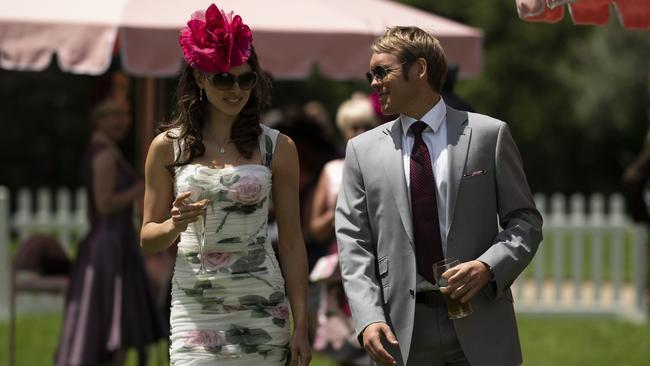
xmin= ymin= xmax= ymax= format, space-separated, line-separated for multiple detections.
xmin=0 ymin=0 xmax=483 ymax=79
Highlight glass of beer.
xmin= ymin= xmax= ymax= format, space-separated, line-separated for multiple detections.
xmin=433 ymin=258 xmax=473 ymax=319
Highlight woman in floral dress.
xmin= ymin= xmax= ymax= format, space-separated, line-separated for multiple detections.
xmin=140 ymin=4 xmax=311 ymax=365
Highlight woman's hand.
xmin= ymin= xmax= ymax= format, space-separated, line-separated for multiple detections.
xmin=289 ymin=328 xmax=311 ymax=365
xmin=169 ymin=191 xmax=207 ymax=233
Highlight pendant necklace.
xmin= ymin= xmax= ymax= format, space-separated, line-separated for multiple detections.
xmin=215 ymin=140 xmax=230 ymax=154
xmin=206 ymin=128 xmax=230 ymax=154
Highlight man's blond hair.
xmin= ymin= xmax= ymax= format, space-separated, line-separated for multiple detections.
xmin=371 ymin=26 xmax=447 ymax=93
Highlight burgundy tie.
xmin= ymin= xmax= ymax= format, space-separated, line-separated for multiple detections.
xmin=409 ymin=121 xmax=443 ymax=284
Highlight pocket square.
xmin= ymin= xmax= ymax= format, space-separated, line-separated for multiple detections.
xmin=463 ymin=169 xmax=487 ymax=177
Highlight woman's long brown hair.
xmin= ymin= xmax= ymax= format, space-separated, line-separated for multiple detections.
xmin=159 ymin=47 xmax=271 ymax=169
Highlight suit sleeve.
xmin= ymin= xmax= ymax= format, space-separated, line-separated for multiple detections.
xmin=477 ymin=122 xmax=543 ymax=299
xmin=335 ymin=140 xmax=386 ymax=341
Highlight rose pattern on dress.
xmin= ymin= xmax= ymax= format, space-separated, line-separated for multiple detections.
xmin=184 ymin=330 xmax=225 ymax=351
xmin=181 ymin=166 xmax=218 ymax=209
xmin=227 ymin=174 xmax=264 ymax=205
xmin=268 ymin=304 xmax=289 ymax=328
xmin=268 ymin=305 xmax=289 ymax=320
xmin=203 ymin=251 xmax=240 ymax=271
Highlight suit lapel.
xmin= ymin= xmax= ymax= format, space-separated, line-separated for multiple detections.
xmin=446 ymin=107 xmax=471 ymax=233
xmin=381 ymin=119 xmax=414 ymax=246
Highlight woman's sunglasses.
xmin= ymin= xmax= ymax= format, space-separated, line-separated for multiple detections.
xmin=211 ymin=71 xmax=258 ymax=91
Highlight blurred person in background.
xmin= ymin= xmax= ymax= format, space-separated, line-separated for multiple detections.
xmin=622 ymin=129 xmax=650 ymax=292
xmin=308 ymin=94 xmax=378 ymax=366
xmin=56 ymin=79 xmax=165 ymax=366
xmin=274 ymin=115 xmax=339 ymax=270
xmin=622 ymin=130 xmax=650 ymax=225
xmin=441 ymin=64 xmax=474 ymax=113
xmin=304 ymin=100 xmax=337 ymax=144
xmin=272 ymin=113 xmax=338 ymax=346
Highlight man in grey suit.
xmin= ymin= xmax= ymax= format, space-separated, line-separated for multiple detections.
xmin=335 ymin=26 xmax=543 ymax=366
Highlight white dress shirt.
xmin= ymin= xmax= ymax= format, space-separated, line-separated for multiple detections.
xmin=400 ymin=98 xmax=448 ymax=290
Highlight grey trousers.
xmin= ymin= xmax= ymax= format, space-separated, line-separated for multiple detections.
xmin=406 ymin=292 xmax=470 ymax=366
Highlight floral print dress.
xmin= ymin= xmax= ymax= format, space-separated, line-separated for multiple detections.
xmin=169 ymin=125 xmax=289 ymax=365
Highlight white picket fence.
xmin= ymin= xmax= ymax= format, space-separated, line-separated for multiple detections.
xmin=11 ymin=186 xmax=89 ymax=256
xmin=513 ymin=193 xmax=648 ymax=323
xmin=0 ymin=187 xmax=647 ymax=322
xmin=0 ymin=186 xmax=89 ymax=319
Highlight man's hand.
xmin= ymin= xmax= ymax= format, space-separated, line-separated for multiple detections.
xmin=362 ymin=322 xmax=399 ymax=365
xmin=444 ymin=260 xmax=492 ymax=303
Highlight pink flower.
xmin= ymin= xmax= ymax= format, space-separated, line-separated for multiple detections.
xmin=228 ymin=175 xmax=263 ymax=205
xmin=179 ymin=3 xmax=253 ymax=73
xmin=369 ymin=92 xmax=384 ymax=118
xmin=203 ymin=251 xmax=240 ymax=270
xmin=184 ymin=330 xmax=225 ymax=349
xmin=269 ymin=304 xmax=289 ymax=319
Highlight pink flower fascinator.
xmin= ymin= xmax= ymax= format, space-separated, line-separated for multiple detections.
xmin=179 ymin=3 xmax=253 ymax=73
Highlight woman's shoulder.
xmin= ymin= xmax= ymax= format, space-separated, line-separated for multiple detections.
xmin=147 ymin=130 xmax=176 ymax=166
xmin=271 ymin=131 xmax=293 ymax=152
xmin=260 ymin=123 xmax=290 ymax=153
xmin=260 ymin=123 xmax=280 ymax=139
xmin=151 ymin=130 xmax=177 ymax=149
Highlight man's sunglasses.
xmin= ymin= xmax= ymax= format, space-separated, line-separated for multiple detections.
xmin=365 ymin=62 xmax=411 ymax=84
xmin=211 ymin=71 xmax=258 ymax=91
xmin=366 ymin=66 xmax=390 ymax=84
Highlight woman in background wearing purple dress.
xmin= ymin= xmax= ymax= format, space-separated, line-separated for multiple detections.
xmin=56 ymin=88 xmax=165 ymax=366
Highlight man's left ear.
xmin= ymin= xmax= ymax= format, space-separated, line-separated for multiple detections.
xmin=416 ymin=58 xmax=428 ymax=80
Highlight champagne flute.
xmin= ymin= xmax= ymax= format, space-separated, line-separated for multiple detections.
xmin=188 ymin=187 xmax=210 ymax=275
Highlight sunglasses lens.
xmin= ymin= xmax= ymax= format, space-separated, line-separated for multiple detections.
xmin=212 ymin=72 xmax=257 ymax=90
xmin=365 ymin=71 xmax=374 ymax=84
xmin=375 ymin=66 xmax=388 ymax=79
xmin=212 ymin=73 xmax=234 ymax=90
xmin=238 ymin=72 xmax=258 ymax=90
xmin=366 ymin=66 xmax=389 ymax=83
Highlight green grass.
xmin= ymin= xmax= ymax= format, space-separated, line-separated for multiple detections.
xmin=1 ymin=314 xmax=649 ymax=365
xmin=519 ymin=316 xmax=650 ymax=366
xmin=0 ymin=314 xmax=334 ymax=366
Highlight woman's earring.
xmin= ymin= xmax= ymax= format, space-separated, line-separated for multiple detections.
xmin=199 ymin=89 xmax=204 ymax=102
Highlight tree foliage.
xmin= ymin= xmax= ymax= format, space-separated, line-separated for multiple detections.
xmin=404 ymin=0 xmax=649 ymax=194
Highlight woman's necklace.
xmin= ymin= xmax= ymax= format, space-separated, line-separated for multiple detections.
xmin=216 ymin=141 xmax=228 ymax=154
xmin=205 ymin=128 xmax=230 ymax=154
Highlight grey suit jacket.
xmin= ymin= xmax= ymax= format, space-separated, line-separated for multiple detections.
xmin=335 ymin=106 xmax=543 ymax=366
